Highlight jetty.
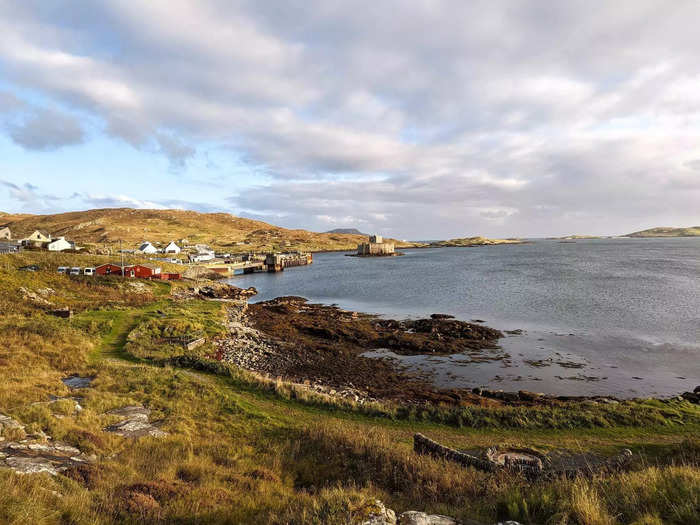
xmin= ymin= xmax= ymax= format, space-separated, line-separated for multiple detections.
xmin=204 ymin=251 xmax=313 ymax=276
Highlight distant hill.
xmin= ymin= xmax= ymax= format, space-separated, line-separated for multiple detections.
xmin=0 ymin=208 xmax=411 ymax=252
xmin=625 ymin=227 xmax=700 ymax=238
xmin=324 ymin=228 xmax=368 ymax=236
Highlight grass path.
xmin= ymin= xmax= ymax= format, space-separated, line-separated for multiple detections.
xmin=82 ymin=302 xmax=168 ymax=364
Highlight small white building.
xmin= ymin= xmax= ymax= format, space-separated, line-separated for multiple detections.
xmin=0 ymin=226 xmax=11 ymax=240
xmin=47 ymin=237 xmax=73 ymax=252
xmin=138 ymin=241 xmax=158 ymax=254
xmin=164 ymin=241 xmax=181 ymax=254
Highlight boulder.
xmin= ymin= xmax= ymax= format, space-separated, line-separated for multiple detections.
xmin=397 ymin=511 xmax=457 ymax=525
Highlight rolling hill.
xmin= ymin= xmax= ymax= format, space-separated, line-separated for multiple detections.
xmin=625 ymin=226 xmax=700 ymax=238
xmin=0 ymin=208 xmax=410 ymax=252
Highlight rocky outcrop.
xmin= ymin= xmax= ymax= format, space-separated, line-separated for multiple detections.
xmin=104 ymin=406 xmax=167 ymax=438
xmin=197 ymin=283 xmax=257 ymax=300
xmin=1 ymin=440 xmax=95 ymax=475
xmin=1 ymin=413 xmax=94 ymax=475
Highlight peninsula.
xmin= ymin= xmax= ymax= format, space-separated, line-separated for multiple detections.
xmin=429 ymin=236 xmax=522 ymax=247
xmin=625 ymin=226 xmax=700 ymax=238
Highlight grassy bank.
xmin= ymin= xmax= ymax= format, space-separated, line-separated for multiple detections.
xmin=0 ymin=252 xmax=698 ymax=524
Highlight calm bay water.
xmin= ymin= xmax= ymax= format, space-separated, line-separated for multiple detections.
xmin=228 ymin=238 xmax=700 ymax=397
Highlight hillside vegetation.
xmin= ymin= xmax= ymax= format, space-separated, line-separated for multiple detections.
xmin=0 ymin=208 xmax=410 ymax=253
xmin=626 ymin=227 xmax=700 ymax=238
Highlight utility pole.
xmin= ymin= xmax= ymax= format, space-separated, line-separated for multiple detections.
xmin=120 ymin=239 xmax=124 ymax=276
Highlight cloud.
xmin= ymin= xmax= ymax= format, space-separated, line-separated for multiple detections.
xmin=2 ymin=2 xmax=700 ymax=234
xmin=7 ymin=107 xmax=85 ymax=150
xmin=1 ymin=180 xmax=62 ymax=210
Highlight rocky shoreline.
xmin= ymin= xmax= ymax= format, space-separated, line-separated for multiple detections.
xmin=210 ymin=292 xmax=700 ymax=408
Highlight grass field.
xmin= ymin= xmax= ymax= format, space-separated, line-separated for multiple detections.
xmin=0 ymin=252 xmax=698 ymax=524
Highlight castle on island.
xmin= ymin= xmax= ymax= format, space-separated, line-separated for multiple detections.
xmin=356 ymin=234 xmax=397 ymax=256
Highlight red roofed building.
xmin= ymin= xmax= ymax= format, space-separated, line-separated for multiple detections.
xmin=95 ymin=263 xmax=127 ymax=276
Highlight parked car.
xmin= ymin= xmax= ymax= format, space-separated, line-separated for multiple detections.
xmin=19 ymin=264 xmax=40 ymax=272
xmin=83 ymin=267 xmax=95 ymax=276
xmin=57 ymin=266 xmax=69 ymax=274
xmin=69 ymin=267 xmax=81 ymax=276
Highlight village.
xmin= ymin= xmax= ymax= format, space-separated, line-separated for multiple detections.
xmin=0 ymin=225 xmax=313 ymax=279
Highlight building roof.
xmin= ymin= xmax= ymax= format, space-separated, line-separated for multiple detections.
xmin=131 ymin=263 xmax=160 ymax=270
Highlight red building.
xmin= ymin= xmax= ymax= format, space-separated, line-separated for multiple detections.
xmin=95 ymin=263 xmax=127 ymax=276
xmin=127 ymin=264 xmax=162 ymax=278
xmin=95 ymin=263 xmax=162 ymax=278
xmin=157 ymin=272 xmax=182 ymax=280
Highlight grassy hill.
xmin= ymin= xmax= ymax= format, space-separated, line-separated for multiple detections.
xmin=0 ymin=208 xmax=409 ymax=252
xmin=625 ymin=226 xmax=700 ymax=238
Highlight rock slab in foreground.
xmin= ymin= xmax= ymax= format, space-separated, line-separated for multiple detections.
xmin=104 ymin=406 xmax=167 ymax=438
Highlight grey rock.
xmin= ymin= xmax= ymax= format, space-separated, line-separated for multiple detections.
xmin=1 ymin=440 xmax=93 ymax=475
xmin=104 ymin=405 xmax=167 ymax=438
xmin=61 ymin=376 xmax=94 ymax=389
xmin=398 ymin=511 xmax=457 ymax=525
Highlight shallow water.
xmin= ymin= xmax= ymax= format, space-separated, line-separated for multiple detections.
xmin=228 ymin=238 xmax=700 ymax=397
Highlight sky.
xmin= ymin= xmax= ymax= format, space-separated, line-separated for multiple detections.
xmin=1 ymin=1 xmax=700 ymax=239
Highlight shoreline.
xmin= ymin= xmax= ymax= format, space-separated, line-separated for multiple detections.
xmin=214 ymin=291 xmax=699 ymax=408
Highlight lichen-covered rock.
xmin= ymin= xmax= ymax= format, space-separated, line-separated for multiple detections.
xmin=397 ymin=511 xmax=458 ymax=525
xmin=0 ymin=414 xmax=24 ymax=433
xmin=358 ymin=499 xmax=397 ymax=524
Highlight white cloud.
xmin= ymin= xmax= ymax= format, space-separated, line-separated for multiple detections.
xmin=2 ymin=1 xmax=700 ymax=234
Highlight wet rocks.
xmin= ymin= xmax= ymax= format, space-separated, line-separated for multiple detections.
xmin=104 ymin=406 xmax=167 ymax=438
xmin=681 ymin=388 xmax=700 ymax=404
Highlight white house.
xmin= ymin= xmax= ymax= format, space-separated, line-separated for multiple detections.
xmin=164 ymin=241 xmax=181 ymax=254
xmin=47 ymin=237 xmax=73 ymax=252
xmin=138 ymin=241 xmax=158 ymax=254
xmin=0 ymin=226 xmax=11 ymax=240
